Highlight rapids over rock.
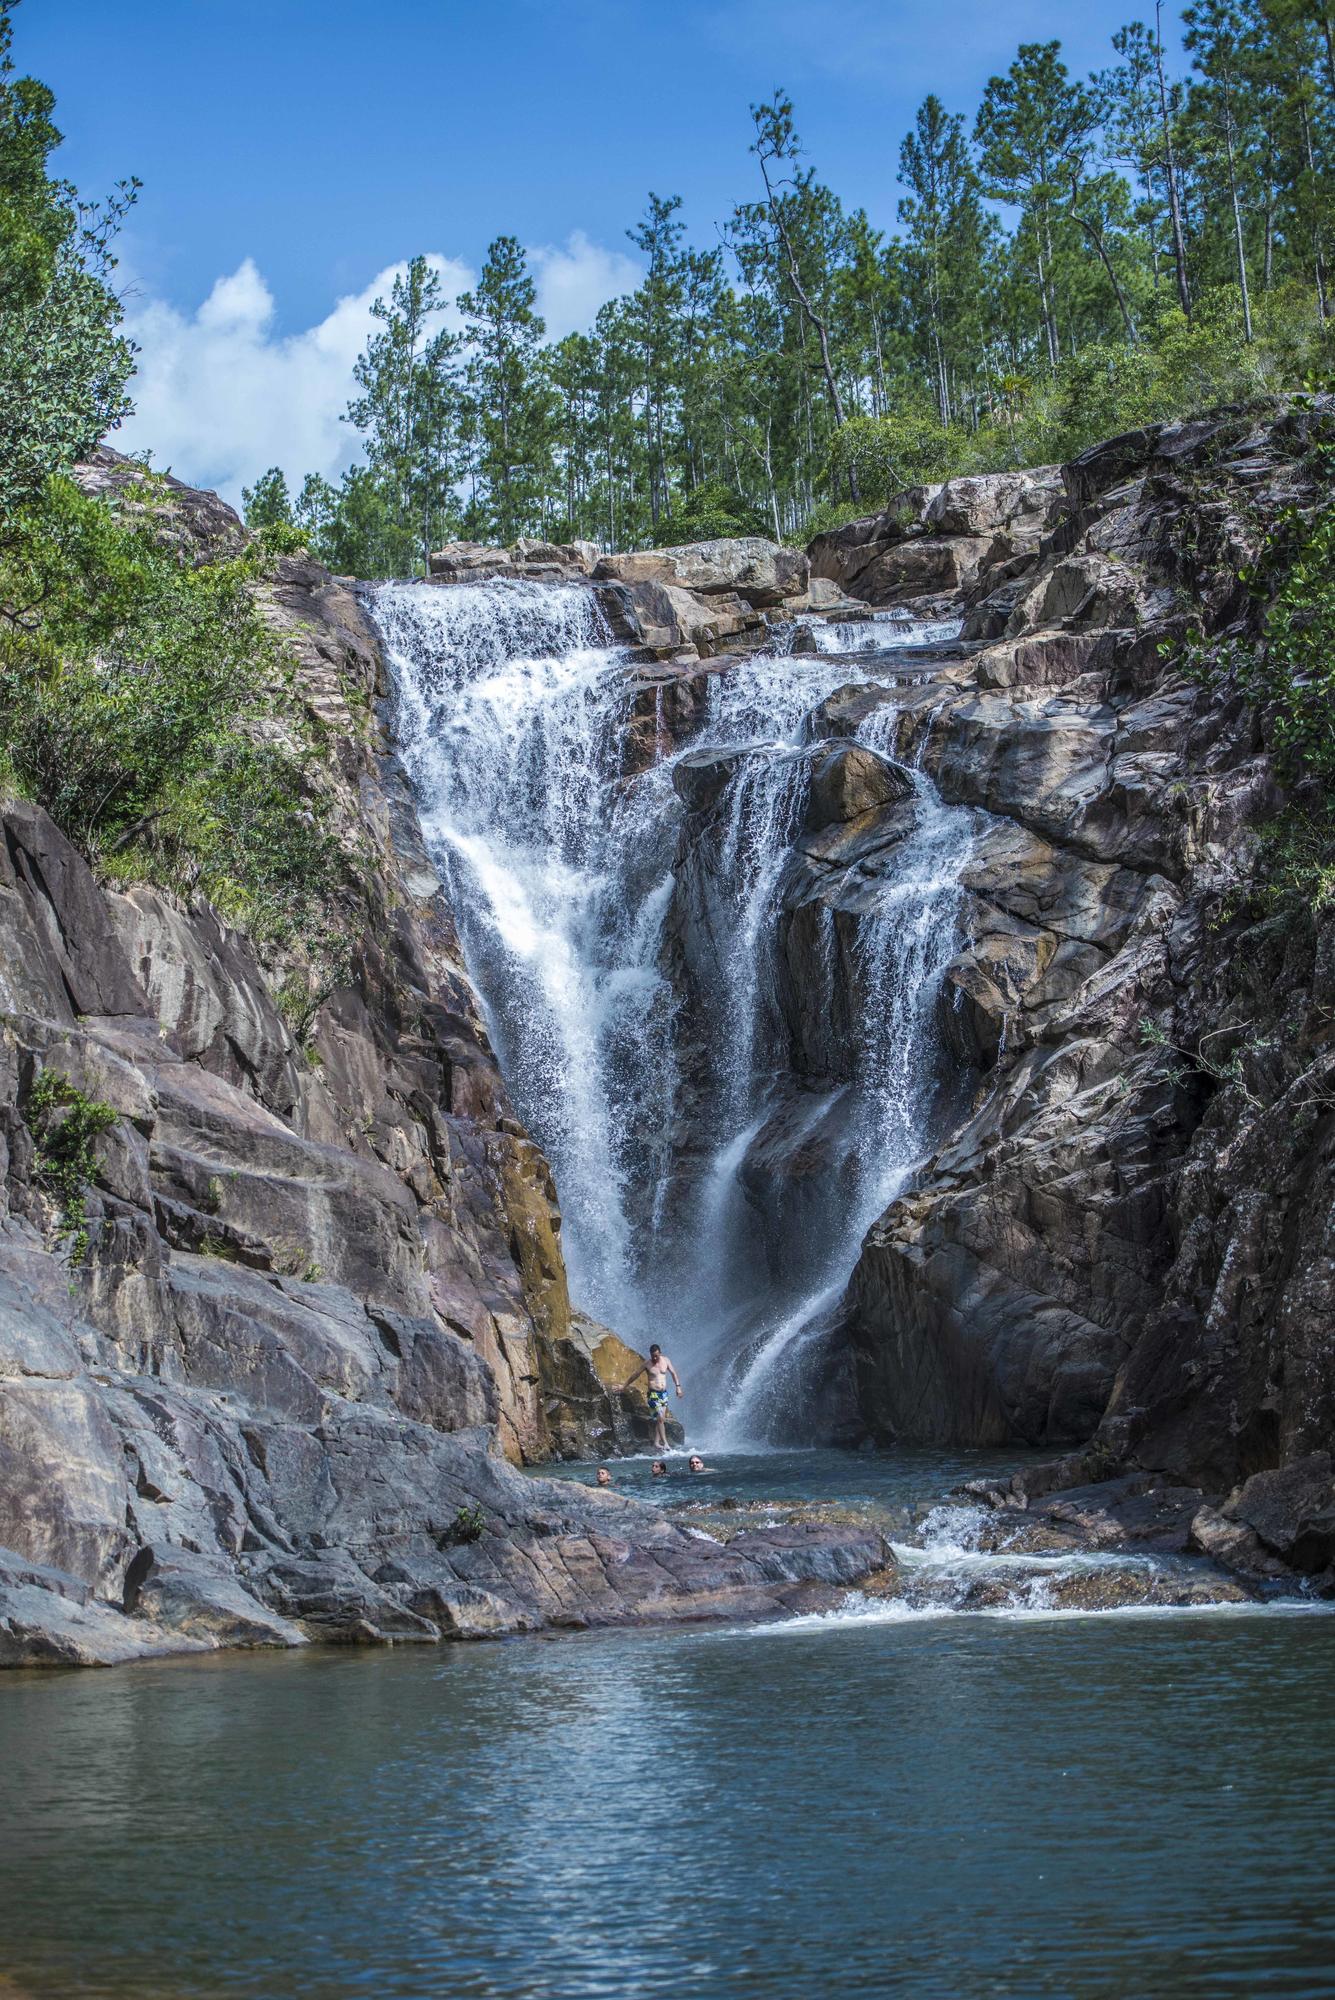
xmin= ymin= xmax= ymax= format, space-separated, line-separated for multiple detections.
xmin=370 ymin=580 xmax=976 ymax=1444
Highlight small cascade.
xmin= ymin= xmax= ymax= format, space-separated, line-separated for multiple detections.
xmin=796 ymin=610 xmax=963 ymax=654
xmin=741 ymin=1499 xmax=1328 ymax=1627
xmin=369 ymin=577 xmax=976 ymax=1443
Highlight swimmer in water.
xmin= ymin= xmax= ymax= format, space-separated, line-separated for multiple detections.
xmin=651 ymin=1460 xmax=668 ymax=1477
xmin=688 ymin=1454 xmax=710 ymax=1473
xmin=595 ymin=1466 xmax=613 ymax=1487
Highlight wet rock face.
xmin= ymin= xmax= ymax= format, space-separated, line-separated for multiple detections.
xmin=427 ymin=538 xmax=597 ymax=584
xmin=0 ymin=464 xmax=897 ymax=1668
xmin=803 ymin=743 xmax=912 ymax=832
xmin=808 ymin=468 xmax=1063 ymax=609
xmin=595 ymin=536 xmax=809 ymax=609
xmin=830 ymin=402 xmax=1335 ymax=1527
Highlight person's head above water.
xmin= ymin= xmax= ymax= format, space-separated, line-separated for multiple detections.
xmin=595 ymin=1466 xmax=612 ymax=1487
xmin=688 ymin=1454 xmax=705 ymax=1473
xmin=651 ymin=1460 xmax=667 ymax=1476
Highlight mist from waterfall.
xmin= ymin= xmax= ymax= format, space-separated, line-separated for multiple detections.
xmin=369 ymin=579 xmax=975 ymax=1444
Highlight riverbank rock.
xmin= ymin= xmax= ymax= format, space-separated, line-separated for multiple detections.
xmin=828 ymin=401 xmax=1335 ymax=1588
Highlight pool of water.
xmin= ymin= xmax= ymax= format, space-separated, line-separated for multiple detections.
xmin=3 ymin=1450 xmax=1334 ymax=2000
xmin=537 ymin=1443 xmax=1036 ymax=1518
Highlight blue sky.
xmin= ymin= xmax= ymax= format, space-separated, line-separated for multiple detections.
xmin=19 ymin=0 xmax=1188 ymax=501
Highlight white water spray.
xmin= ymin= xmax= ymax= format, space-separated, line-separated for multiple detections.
xmin=369 ymin=579 xmax=975 ymax=1442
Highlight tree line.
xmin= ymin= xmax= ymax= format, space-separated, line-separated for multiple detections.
xmin=243 ymin=0 xmax=1335 ymax=572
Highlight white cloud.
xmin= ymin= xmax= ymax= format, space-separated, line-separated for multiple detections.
xmin=530 ymin=230 xmax=641 ymax=341
xmin=115 ymin=233 xmax=643 ymax=510
xmin=118 ymin=252 xmax=473 ymax=508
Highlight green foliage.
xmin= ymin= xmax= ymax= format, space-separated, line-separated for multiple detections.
xmin=275 ymin=955 xmax=352 ymax=1047
xmin=241 ymin=465 xmax=293 ymax=533
xmin=449 ymin=1503 xmax=488 ymax=1545
xmin=825 ymin=403 xmax=968 ymax=502
xmin=1013 ymin=286 xmax=1335 ymax=463
xmin=25 ymin=1068 xmax=118 ymax=1262
xmin=0 ymin=472 xmax=346 ymax=951
xmin=1189 ymin=495 xmax=1335 ymax=911
xmin=1237 ymin=501 xmax=1335 ymax=782
xmin=312 ymin=463 xmax=408 ymax=578
xmin=345 ymin=255 xmax=465 ymax=572
xmin=460 ymin=238 xmax=553 ymax=546
xmin=649 ymin=479 xmax=769 ymax=546
xmin=255 ymin=517 xmax=311 ymax=557
xmin=0 ymin=0 xmax=135 ymax=510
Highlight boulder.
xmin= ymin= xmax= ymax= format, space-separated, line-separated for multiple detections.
xmin=427 ymin=538 xmax=596 ymax=585
xmin=671 ymin=745 xmax=755 ymax=817
xmin=802 ymin=743 xmax=913 ymax=832
xmin=926 ymin=468 xmax=1063 ymax=539
xmin=597 ymin=578 xmax=763 ymax=658
xmin=428 ymin=541 xmax=516 ymax=582
xmin=1224 ymin=1455 xmax=1335 ymax=1580
xmin=856 ymin=536 xmax=993 ymax=603
xmin=807 ymin=469 xmax=1062 ymax=609
xmin=595 ymin=536 xmax=809 ymax=608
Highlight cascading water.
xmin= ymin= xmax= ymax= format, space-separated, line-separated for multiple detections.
xmin=369 ymin=577 xmax=976 ymax=1444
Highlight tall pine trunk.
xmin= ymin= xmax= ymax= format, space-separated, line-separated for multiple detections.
xmin=1156 ymin=2 xmax=1192 ymax=319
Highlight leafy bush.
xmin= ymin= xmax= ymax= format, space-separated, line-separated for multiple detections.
xmin=449 ymin=1503 xmax=488 ymax=1545
xmin=1235 ymin=503 xmax=1335 ymax=787
xmin=791 ymin=498 xmax=869 ymax=544
xmin=824 ymin=404 xmax=967 ymax=505
xmin=1190 ymin=495 xmax=1335 ymax=911
xmin=0 ymin=472 xmax=347 ymax=952
xmin=26 ymin=1068 xmax=118 ymax=1261
xmin=648 ymin=479 xmax=771 ymax=547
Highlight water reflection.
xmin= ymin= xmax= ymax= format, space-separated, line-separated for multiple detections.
xmin=3 ymin=1583 xmax=1333 ymax=1998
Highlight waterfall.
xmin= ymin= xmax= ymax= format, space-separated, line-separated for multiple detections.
xmin=369 ymin=578 xmax=976 ymax=1445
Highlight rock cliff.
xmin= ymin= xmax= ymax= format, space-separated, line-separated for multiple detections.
xmin=813 ymin=407 xmax=1334 ymax=1590
xmin=0 ymin=458 xmax=881 ymax=1665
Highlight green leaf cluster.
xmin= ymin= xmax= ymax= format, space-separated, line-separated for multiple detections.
xmin=0 ymin=472 xmax=346 ymax=952
xmin=25 ymin=1068 xmax=119 ymax=1263
xmin=1189 ymin=491 xmax=1335 ymax=910
xmin=0 ymin=0 xmax=135 ymax=511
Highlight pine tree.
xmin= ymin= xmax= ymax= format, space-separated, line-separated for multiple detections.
xmin=1184 ymin=0 xmax=1262 ymax=337
xmin=459 ymin=237 xmax=552 ymax=543
xmin=899 ymin=96 xmax=987 ymax=420
xmin=976 ymin=42 xmax=1098 ymax=367
xmin=343 ymin=254 xmax=463 ymax=570
xmin=241 ymin=465 xmax=292 ymax=532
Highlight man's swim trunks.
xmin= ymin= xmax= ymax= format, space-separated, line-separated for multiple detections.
xmin=647 ymin=1387 xmax=668 ymax=1418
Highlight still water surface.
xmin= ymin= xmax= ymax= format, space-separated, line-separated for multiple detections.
xmin=2 ymin=1450 xmax=1333 ymax=2000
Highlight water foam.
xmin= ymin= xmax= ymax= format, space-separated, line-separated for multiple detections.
xmin=369 ymin=577 xmax=975 ymax=1438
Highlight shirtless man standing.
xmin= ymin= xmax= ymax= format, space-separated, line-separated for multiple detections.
xmin=623 ymin=1343 xmax=682 ymax=1450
